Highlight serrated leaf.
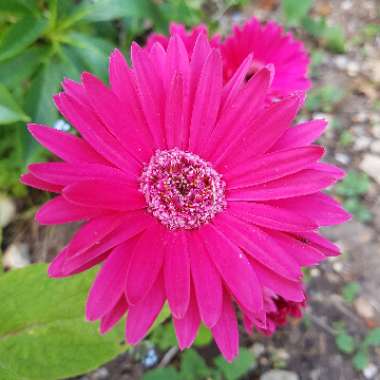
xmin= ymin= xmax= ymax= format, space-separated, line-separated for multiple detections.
xmin=0 ymin=83 xmax=29 ymax=125
xmin=0 ymin=264 xmax=127 ymax=380
xmin=180 ymin=349 xmax=211 ymax=380
xmin=281 ymin=0 xmax=313 ymax=27
xmin=0 ymin=16 xmax=48 ymax=62
xmin=336 ymin=332 xmax=356 ymax=354
xmin=0 ymin=46 xmax=48 ymax=88
xmin=214 ymin=348 xmax=255 ymax=380
xmin=353 ymin=350 xmax=369 ymax=371
xmin=143 ymin=367 xmax=181 ymax=380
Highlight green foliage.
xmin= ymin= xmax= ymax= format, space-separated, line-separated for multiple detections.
xmin=0 ymin=264 xmax=127 ymax=379
xmin=342 ymin=282 xmax=360 ymax=303
xmin=144 ymin=348 xmax=255 ymax=380
xmin=0 ymin=83 xmax=29 ymax=124
xmin=336 ymin=331 xmax=356 ymax=354
xmin=306 ymin=85 xmax=344 ymax=112
xmin=281 ymin=0 xmax=313 ymax=27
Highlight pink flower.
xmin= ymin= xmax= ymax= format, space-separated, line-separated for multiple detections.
xmin=221 ymin=18 xmax=311 ymax=97
xmin=21 ymin=32 xmax=349 ymax=361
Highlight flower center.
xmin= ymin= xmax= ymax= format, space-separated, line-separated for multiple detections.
xmin=140 ymin=148 xmax=226 ymax=230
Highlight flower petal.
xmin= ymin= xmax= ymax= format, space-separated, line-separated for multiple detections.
xmin=100 ymin=296 xmax=128 ymax=334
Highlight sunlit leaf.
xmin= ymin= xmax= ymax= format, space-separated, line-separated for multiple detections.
xmin=0 ymin=84 xmax=29 ymax=125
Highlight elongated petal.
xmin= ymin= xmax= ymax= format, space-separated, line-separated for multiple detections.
xmin=173 ymin=290 xmax=200 ymax=350
xmin=228 ymin=169 xmax=337 ymax=201
xmin=226 ymin=146 xmax=324 ymax=187
xmin=211 ymin=292 xmax=239 ymax=362
xmin=165 ymin=232 xmax=190 ymax=319
xmin=126 ymin=224 xmax=167 ymax=305
xmin=100 ymin=296 xmax=128 ymax=334
xmin=86 ymin=239 xmax=136 ymax=321
xmin=298 ymin=231 xmax=340 ymax=257
xmin=126 ymin=274 xmax=165 ymax=344
xmin=199 ymin=224 xmax=263 ymax=312
xmin=228 ymin=202 xmax=317 ymax=232
xmin=29 ymin=162 xmax=128 ymax=186
xmin=36 ymin=195 xmax=99 ymax=224
xmin=270 ymin=119 xmax=327 ymax=151
xmin=63 ymin=179 xmax=145 ymax=210
xmin=189 ymin=49 xmax=222 ymax=153
xmin=268 ymin=193 xmax=351 ymax=226
xmin=213 ymin=213 xmax=300 ymax=280
xmin=188 ymin=233 xmax=223 ymax=327
xmin=27 ymin=123 xmax=107 ymax=165
xmin=20 ymin=173 xmax=62 ymax=193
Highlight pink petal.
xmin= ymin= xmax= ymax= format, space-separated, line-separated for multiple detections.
xmin=36 ymin=195 xmax=99 ymax=224
xmin=126 ymin=224 xmax=167 ymax=305
xmin=189 ymin=49 xmax=223 ymax=153
xmin=27 ymin=123 xmax=107 ymax=165
xmin=62 ymin=214 xmax=152 ymax=274
xmin=100 ymin=296 xmax=128 ymax=334
xmin=130 ymin=43 xmax=165 ymax=149
xmin=62 ymin=78 xmax=88 ymax=105
xmin=63 ymin=179 xmax=145 ymax=210
xmin=206 ymin=67 xmax=271 ymax=162
xmin=298 ymin=231 xmax=341 ymax=257
xmin=86 ymin=240 xmax=136 ymax=321
xmin=213 ymin=213 xmax=301 ymax=280
xmin=228 ymin=201 xmax=317 ymax=232
xmin=211 ymin=292 xmax=239 ymax=362
xmin=216 ymin=95 xmax=302 ymax=168
xmin=226 ymin=146 xmax=324 ymax=187
xmin=227 ymin=169 xmax=337 ymax=201
xmin=249 ymin=257 xmax=305 ymax=302
xmin=20 ymin=173 xmax=62 ymax=193
xmin=29 ymin=162 xmax=128 ymax=186
xmin=126 ymin=274 xmax=165 ymax=344
xmin=268 ymin=193 xmax=351 ymax=226
xmin=164 ymin=232 xmax=190 ymax=319
xmin=312 ymin=162 xmax=346 ymax=179
xmin=54 ymin=93 xmax=138 ymax=176
xmin=81 ymin=72 xmax=151 ymax=163
xmin=188 ymin=233 xmax=223 ymax=327
xmin=270 ymin=119 xmax=327 ymax=151
xmin=173 ymin=290 xmax=200 ymax=350
xmin=199 ymin=224 xmax=263 ymax=312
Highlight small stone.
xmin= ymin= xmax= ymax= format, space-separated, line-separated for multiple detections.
xmin=363 ymin=363 xmax=378 ymax=379
xmin=370 ymin=140 xmax=380 ymax=154
xmin=352 ymin=112 xmax=369 ymax=123
xmin=368 ymin=60 xmax=380 ymax=84
xmin=260 ymin=369 xmax=299 ymax=380
xmin=3 ymin=243 xmax=31 ymax=269
xmin=372 ymin=125 xmax=380 ymax=139
xmin=353 ymin=136 xmax=372 ymax=151
xmin=346 ymin=61 xmax=360 ymax=77
xmin=91 ymin=367 xmax=109 ymax=380
xmin=251 ymin=343 xmax=266 ymax=357
xmin=354 ymin=297 xmax=376 ymax=320
xmin=310 ymin=268 xmax=321 ymax=277
xmin=335 ymin=153 xmax=350 ymax=165
xmin=334 ymin=55 xmax=348 ymax=70
xmin=0 ymin=194 xmax=16 ymax=228
xmin=276 ymin=349 xmax=290 ymax=362
xmin=360 ymin=154 xmax=380 ymax=184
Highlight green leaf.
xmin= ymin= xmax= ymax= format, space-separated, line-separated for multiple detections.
xmin=306 ymin=85 xmax=344 ymax=112
xmin=194 ymin=324 xmax=213 ymax=347
xmin=0 ymin=0 xmax=39 ymax=16
xmin=214 ymin=348 xmax=255 ymax=380
xmin=65 ymin=32 xmax=114 ymax=80
xmin=180 ymin=349 xmax=211 ymax=380
xmin=83 ymin=0 xmax=162 ymax=22
xmin=336 ymin=332 xmax=356 ymax=354
xmin=0 ymin=16 xmax=48 ymax=62
xmin=363 ymin=328 xmax=380 ymax=347
xmin=353 ymin=350 xmax=369 ymax=371
xmin=0 ymin=83 xmax=29 ymax=125
xmin=342 ymin=282 xmax=360 ymax=303
xmin=281 ymin=0 xmax=313 ymax=27
xmin=143 ymin=367 xmax=181 ymax=380
xmin=0 ymin=264 xmax=128 ymax=380
xmin=0 ymin=46 xmax=48 ymax=88
xmin=335 ymin=171 xmax=371 ymax=197
xmin=324 ymin=25 xmax=346 ymax=53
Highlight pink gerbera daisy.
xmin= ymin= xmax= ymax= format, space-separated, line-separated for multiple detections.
xmin=221 ymin=17 xmax=311 ymax=96
xmin=22 ymin=32 xmax=349 ymax=361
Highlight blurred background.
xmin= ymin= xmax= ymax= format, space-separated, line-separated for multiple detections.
xmin=0 ymin=0 xmax=379 ymax=379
